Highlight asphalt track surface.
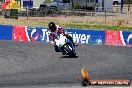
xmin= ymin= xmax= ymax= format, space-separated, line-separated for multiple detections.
xmin=0 ymin=41 xmax=132 ymax=88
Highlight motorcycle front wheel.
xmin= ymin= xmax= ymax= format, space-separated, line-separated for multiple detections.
xmin=64 ymin=45 xmax=76 ymax=57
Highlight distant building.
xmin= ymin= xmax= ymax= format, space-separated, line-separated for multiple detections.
xmin=98 ymin=0 xmax=113 ymax=9
xmin=1 ymin=0 xmax=113 ymax=11
xmin=20 ymin=0 xmax=45 ymax=8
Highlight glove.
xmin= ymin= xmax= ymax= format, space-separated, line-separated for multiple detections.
xmin=50 ymin=41 xmax=55 ymax=45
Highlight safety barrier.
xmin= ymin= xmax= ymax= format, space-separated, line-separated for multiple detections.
xmin=0 ymin=24 xmax=132 ymax=47
xmin=105 ymin=31 xmax=132 ymax=46
xmin=0 ymin=25 xmax=12 ymax=40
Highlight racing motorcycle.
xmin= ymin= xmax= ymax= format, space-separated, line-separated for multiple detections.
xmin=54 ymin=34 xmax=77 ymax=57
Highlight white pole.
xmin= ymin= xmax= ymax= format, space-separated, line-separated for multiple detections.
xmin=126 ymin=11 xmax=129 ymax=24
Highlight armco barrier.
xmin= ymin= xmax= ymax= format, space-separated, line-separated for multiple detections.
xmin=65 ymin=29 xmax=105 ymax=44
xmin=26 ymin=27 xmax=48 ymax=42
xmin=0 ymin=24 xmax=132 ymax=47
xmin=14 ymin=27 xmax=105 ymax=44
xmin=105 ymin=31 xmax=123 ymax=46
xmin=0 ymin=25 xmax=12 ymax=40
xmin=12 ymin=26 xmax=29 ymax=41
xmin=25 ymin=27 xmax=105 ymax=44
xmin=121 ymin=31 xmax=132 ymax=46
xmin=12 ymin=26 xmax=49 ymax=42
xmin=105 ymin=31 xmax=132 ymax=46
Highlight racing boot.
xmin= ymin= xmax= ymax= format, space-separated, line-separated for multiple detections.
xmin=73 ymin=41 xmax=78 ymax=46
xmin=71 ymin=40 xmax=78 ymax=46
xmin=54 ymin=45 xmax=61 ymax=52
xmin=66 ymin=34 xmax=78 ymax=46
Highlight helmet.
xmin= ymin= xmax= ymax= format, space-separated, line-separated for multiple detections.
xmin=48 ymin=22 xmax=56 ymax=32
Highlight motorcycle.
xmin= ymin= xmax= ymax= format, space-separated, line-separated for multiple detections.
xmin=54 ymin=34 xmax=77 ymax=57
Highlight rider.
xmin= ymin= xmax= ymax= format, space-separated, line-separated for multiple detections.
xmin=48 ymin=22 xmax=78 ymax=52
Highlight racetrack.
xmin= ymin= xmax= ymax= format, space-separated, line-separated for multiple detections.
xmin=0 ymin=41 xmax=132 ymax=87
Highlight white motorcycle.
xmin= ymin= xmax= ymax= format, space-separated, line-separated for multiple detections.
xmin=54 ymin=34 xmax=76 ymax=57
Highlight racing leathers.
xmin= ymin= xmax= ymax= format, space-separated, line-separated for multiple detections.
xmin=48 ymin=25 xmax=77 ymax=52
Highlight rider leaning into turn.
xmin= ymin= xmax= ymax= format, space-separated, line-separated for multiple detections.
xmin=48 ymin=22 xmax=78 ymax=52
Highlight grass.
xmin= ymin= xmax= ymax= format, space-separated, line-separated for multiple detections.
xmin=61 ymin=23 xmax=132 ymax=31
xmin=0 ymin=15 xmax=132 ymax=31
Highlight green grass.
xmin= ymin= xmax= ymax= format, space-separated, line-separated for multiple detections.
xmin=1 ymin=17 xmax=132 ymax=31
xmin=52 ymin=23 xmax=132 ymax=31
